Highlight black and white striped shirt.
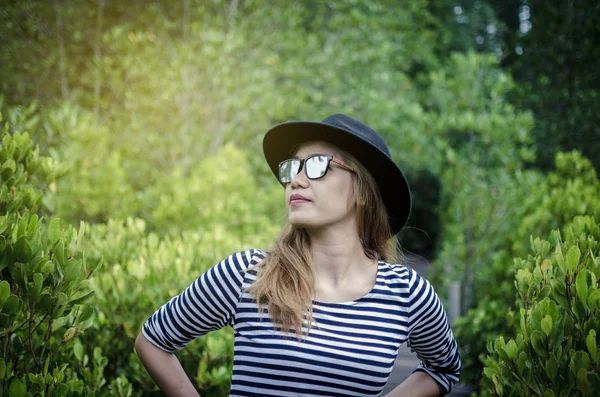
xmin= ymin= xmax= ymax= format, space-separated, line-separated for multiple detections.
xmin=142 ymin=249 xmax=461 ymax=396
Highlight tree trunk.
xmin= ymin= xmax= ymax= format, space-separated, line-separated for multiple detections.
xmin=94 ymin=0 xmax=105 ymax=119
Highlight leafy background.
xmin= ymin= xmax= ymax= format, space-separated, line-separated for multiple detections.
xmin=0 ymin=0 xmax=598 ymax=395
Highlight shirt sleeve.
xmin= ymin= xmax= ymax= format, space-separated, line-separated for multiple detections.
xmin=406 ymin=269 xmax=462 ymax=395
xmin=141 ymin=249 xmax=262 ymax=353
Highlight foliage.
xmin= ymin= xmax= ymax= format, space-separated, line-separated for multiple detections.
xmin=0 ymin=116 xmax=109 ymax=395
xmin=430 ymin=0 xmax=507 ymax=56
xmin=482 ymin=215 xmax=600 ymax=396
xmin=0 ymin=107 xmax=284 ymax=395
xmin=80 ymin=218 xmax=243 ymax=396
xmin=453 ymin=151 xmax=600 ymax=384
xmin=1 ymin=0 xmax=598 ymax=392
xmin=149 ymin=143 xmax=283 ymax=239
xmin=502 ymin=0 xmax=600 ymax=174
xmin=427 ymin=51 xmax=534 ymax=305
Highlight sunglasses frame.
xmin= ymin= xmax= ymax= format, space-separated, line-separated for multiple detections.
xmin=278 ymin=154 xmax=355 ymax=184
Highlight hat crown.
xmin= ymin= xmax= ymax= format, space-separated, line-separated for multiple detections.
xmin=321 ymin=114 xmax=392 ymax=158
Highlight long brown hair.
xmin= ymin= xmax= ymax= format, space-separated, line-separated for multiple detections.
xmin=248 ymin=147 xmax=401 ymax=338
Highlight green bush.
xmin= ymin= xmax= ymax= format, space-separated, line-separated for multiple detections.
xmin=452 ymin=151 xmax=600 ymax=384
xmin=482 ymin=215 xmax=600 ymax=396
xmin=0 ymin=101 xmax=288 ymax=395
xmin=74 ymin=144 xmax=284 ymax=395
xmin=0 ymin=117 xmax=110 ymax=395
xmin=80 ymin=218 xmax=241 ymax=396
xmin=148 ymin=142 xmax=283 ymax=239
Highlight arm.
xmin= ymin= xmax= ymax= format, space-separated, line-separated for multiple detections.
xmin=134 ymin=332 xmax=200 ymax=396
xmin=136 ymin=250 xmax=260 ymax=393
xmin=386 ymin=371 xmax=441 ymax=397
xmin=401 ymin=270 xmax=462 ymax=395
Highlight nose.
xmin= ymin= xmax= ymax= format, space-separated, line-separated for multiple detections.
xmin=289 ymin=167 xmax=309 ymax=189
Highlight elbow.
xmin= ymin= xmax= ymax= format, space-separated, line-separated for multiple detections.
xmin=135 ymin=332 xmax=149 ymax=355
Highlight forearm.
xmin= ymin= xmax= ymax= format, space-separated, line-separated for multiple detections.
xmin=385 ymin=371 xmax=441 ymax=397
xmin=135 ymin=332 xmax=200 ymax=397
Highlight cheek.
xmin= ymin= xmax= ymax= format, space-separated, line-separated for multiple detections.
xmin=330 ymin=178 xmax=355 ymax=210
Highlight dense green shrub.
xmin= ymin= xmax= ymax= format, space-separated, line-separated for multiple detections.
xmin=0 ymin=118 xmax=117 ymax=395
xmin=482 ymin=215 xmax=600 ymax=396
xmin=71 ymin=145 xmax=284 ymax=395
xmin=79 ymin=217 xmax=278 ymax=396
xmin=453 ymin=151 xmax=600 ymax=384
xmin=148 ymin=143 xmax=283 ymax=239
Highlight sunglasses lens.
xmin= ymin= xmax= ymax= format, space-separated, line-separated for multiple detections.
xmin=305 ymin=155 xmax=329 ymax=179
xmin=279 ymin=159 xmax=301 ymax=183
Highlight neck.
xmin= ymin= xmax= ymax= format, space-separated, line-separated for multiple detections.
xmin=307 ymin=223 xmax=375 ymax=291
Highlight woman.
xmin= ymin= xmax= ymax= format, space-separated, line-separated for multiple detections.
xmin=135 ymin=114 xmax=461 ymax=396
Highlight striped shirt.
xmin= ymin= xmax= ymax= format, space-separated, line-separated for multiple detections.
xmin=142 ymin=249 xmax=461 ymax=396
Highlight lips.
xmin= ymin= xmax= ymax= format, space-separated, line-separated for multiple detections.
xmin=289 ymin=194 xmax=311 ymax=204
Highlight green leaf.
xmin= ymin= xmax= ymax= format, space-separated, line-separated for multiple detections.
xmin=589 ymin=373 xmax=600 ymax=393
xmin=0 ymin=235 xmax=5 ymax=253
xmin=37 ymin=293 xmax=54 ymax=314
xmin=74 ymin=220 xmax=85 ymax=256
xmin=566 ymin=246 xmax=581 ymax=272
xmin=77 ymin=304 xmax=94 ymax=323
xmin=546 ymin=354 xmax=558 ymax=381
xmin=52 ymin=384 xmax=68 ymax=397
xmin=538 ymin=285 xmax=552 ymax=299
xmin=0 ymin=280 xmax=9 ymax=307
xmin=2 ymin=295 xmax=20 ymax=315
xmin=48 ymin=218 xmax=61 ymax=246
xmin=541 ymin=315 xmax=553 ymax=336
xmin=543 ymin=390 xmax=555 ymax=397
xmin=40 ymin=261 xmax=54 ymax=275
xmin=16 ymin=211 xmax=29 ymax=240
xmin=0 ymin=313 xmax=10 ymax=328
xmin=27 ymin=214 xmax=38 ymax=236
xmin=9 ymin=376 xmax=26 ymax=397
xmin=576 ymin=270 xmax=589 ymax=307
xmin=555 ymin=244 xmax=566 ymax=273
xmin=76 ymin=305 xmax=95 ymax=330
xmin=70 ymin=290 xmax=94 ymax=306
xmin=73 ymin=338 xmax=84 ymax=361
xmin=63 ymin=259 xmax=80 ymax=282
xmin=14 ymin=236 xmax=32 ymax=263
xmin=503 ymin=339 xmax=518 ymax=360
xmin=516 ymin=351 xmax=528 ymax=374
xmin=531 ymin=330 xmax=547 ymax=357
xmin=586 ymin=330 xmax=597 ymax=363
xmin=0 ymin=358 xmax=5 ymax=379
xmin=54 ymin=241 xmax=65 ymax=272
xmin=570 ymin=351 xmax=591 ymax=375
xmin=577 ymin=368 xmax=592 ymax=396
xmin=1 ymin=159 xmax=16 ymax=180
xmin=28 ymin=373 xmax=44 ymax=385
xmin=32 ymin=273 xmax=43 ymax=297
xmin=0 ymin=216 xmax=7 ymax=235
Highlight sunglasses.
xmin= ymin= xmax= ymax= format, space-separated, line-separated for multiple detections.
xmin=278 ymin=154 xmax=355 ymax=184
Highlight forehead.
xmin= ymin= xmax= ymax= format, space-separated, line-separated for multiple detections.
xmin=294 ymin=141 xmax=341 ymax=158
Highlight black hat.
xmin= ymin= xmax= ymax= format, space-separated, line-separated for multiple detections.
xmin=263 ymin=113 xmax=411 ymax=235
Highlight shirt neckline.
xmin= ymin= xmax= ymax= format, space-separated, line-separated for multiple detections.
xmin=311 ymin=261 xmax=385 ymax=306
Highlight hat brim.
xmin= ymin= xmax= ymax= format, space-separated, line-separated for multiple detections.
xmin=263 ymin=120 xmax=411 ymax=235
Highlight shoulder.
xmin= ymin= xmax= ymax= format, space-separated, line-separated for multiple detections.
xmin=379 ymin=261 xmax=420 ymax=285
xmin=222 ymin=248 xmax=267 ymax=272
xmin=378 ymin=261 xmax=434 ymax=298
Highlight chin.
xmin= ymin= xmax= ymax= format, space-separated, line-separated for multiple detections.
xmin=288 ymin=214 xmax=318 ymax=229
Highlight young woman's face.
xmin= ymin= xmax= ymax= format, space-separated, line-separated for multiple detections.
xmin=285 ymin=141 xmax=357 ymax=232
